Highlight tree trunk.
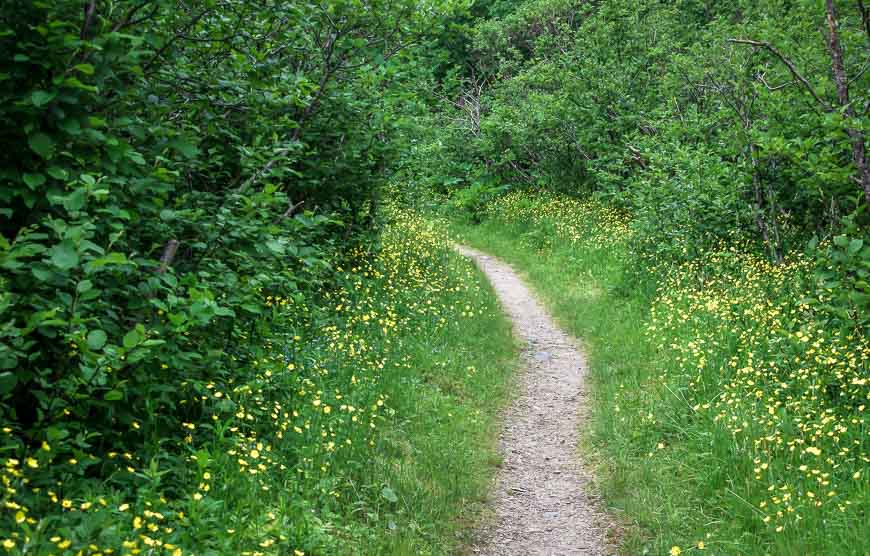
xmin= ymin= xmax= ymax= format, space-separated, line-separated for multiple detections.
xmin=826 ymin=0 xmax=870 ymax=206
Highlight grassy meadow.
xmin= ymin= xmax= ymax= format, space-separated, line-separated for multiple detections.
xmin=453 ymin=192 xmax=869 ymax=555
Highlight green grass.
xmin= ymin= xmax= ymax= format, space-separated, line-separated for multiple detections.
xmin=366 ymin=250 xmax=519 ymax=554
xmin=452 ymin=210 xmax=870 ymax=556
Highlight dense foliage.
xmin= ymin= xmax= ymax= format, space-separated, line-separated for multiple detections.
xmin=0 ymin=1 xmax=523 ymax=553
xmin=423 ymin=0 xmax=870 ymax=283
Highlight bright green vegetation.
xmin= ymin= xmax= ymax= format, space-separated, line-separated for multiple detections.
xmin=1 ymin=1 xmax=523 ymax=553
xmin=453 ymin=193 xmax=869 ymax=555
xmin=410 ymin=1 xmax=870 ymax=552
xmin=3 ymin=0 xmax=869 ymax=554
xmin=2 ymin=204 xmax=517 ymax=553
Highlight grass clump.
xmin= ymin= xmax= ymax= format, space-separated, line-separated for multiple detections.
xmin=453 ymin=191 xmax=869 ymax=555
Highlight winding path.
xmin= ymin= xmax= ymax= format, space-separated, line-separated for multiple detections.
xmin=456 ymin=245 xmax=614 ymax=556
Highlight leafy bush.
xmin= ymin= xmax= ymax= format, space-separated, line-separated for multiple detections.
xmin=450 ymin=179 xmax=508 ymax=222
xmin=1 ymin=1 xmax=508 ymax=553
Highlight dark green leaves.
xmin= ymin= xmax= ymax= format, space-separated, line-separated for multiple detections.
xmin=104 ymin=390 xmax=124 ymax=401
xmin=0 ymin=371 xmax=17 ymax=395
xmin=28 ymin=132 xmax=55 ymax=159
xmin=86 ymin=329 xmax=107 ymax=350
xmin=48 ymin=241 xmax=79 ymax=270
xmin=168 ymin=138 xmax=199 ymax=159
xmin=31 ymin=90 xmax=56 ymax=107
xmin=23 ymin=173 xmax=46 ymax=189
xmin=122 ymin=327 xmax=143 ymax=349
xmin=73 ymin=63 xmax=95 ymax=75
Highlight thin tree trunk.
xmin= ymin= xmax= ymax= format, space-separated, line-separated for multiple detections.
xmin=858 ymin=0 xmax=870 ymax=38
xmin=826 ymin=0 xmax=870 ymax=205
xmin=749 ymin=142 xmax=783 ymax=262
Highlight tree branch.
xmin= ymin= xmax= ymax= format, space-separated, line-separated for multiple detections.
xmin=111 ymin=1 xmax=156 ymax=33
xmin=80 ymin=0 xmax=97 ymax=40
xmin=859 ymin=0 xmax=870 ymax=39
xmin=157 ymin=240 xmax=179 ymax=274
xmin=273 ymin=201 xmax=305 ymax=224
xmin=826 ymin=0 xmax=870 ymax=205
xmin=728 ymin=38 xmax=832 ymax=110
xmin=143 ymin=8 xmax=211 ymax=72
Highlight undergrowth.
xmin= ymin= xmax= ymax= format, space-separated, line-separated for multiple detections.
xmin=452 ymin=191 xmax=869 ymax=556
xmin=1 ymin=211 xmax=516 ymax=555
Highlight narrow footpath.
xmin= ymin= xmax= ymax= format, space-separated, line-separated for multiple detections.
xmin=456 ymin=245 xmax=614 ymax=556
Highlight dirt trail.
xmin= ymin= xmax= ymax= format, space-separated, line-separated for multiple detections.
xmin=456 ymin=245 xmax=614 ymax=556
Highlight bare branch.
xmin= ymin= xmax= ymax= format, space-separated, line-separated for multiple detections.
xmin=81 ymin=1 xmax=97 ymax=40
xmin=111 ymin=1 xmax=156 ymax=33
xmin=757 ymin=72 xmax=795 ymax=92
xmin=728 ymin=38 xmax=832 ymax=110
xmin=157 ymin=240 xmax=180 ymax=274
xmin=236 ymin=146 xmax=295 ymax=194
xmin=143 ymin=8 xmax=211 ymax=72
xmin=273 ymin=201 xmax=305 ymax=224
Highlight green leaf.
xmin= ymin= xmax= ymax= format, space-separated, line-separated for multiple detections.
xmin=31 ymin=267 xmax=55 ymax=282
xmin=168 ymin=139 xmax=199 ymax=159
xmin=0 ymin=372 xmax=16 ymax=396
xmin=195 ymin=449 xmax=211 ymax=469
xmin=849 ymin=239 xmax=863 ymax=254
xmin=49 ymin=241 xmax=79 ymax=270
xmin=31 ymin=90 xmax=57 ymax=107
xmin=23 ymin=173 xmax=46 ymax=189
xmin=77 ymin=280 xmax=93 ymax=293
xmin=81 ymin=366 xmax=97 ymax=381
xmin=87 ymin=329 xmax=107 ymax=350
xmin=60 ymin=119 xmax=81 ymax=135
xmin=47 ymin=166 xmax=69 ymax=180
xmin=241 ymin=303 xmax=263 ymax=314
xmin=28 ymin=132 xmax=55 ymax=159
xmin=0 ymin=355 xmax=17 ymax=371
xmin=63 ymin=188 xmax=87 ymax=212
xmin=104 ymin=390 xmax=124 ymax=401
xmin=63 ymin=77 xmax=98 ymax=92
xmin=87 ymin=252 xmax=129 ymax=270
xmin=214 ymin=306 xmax=235 ymax=317
xmin=73 ymin=63 xmax=95 ymax=75
xmin=122 ymin=328 xmax=141 ymax=349
xmin=381 ymin=487 xmax=398 ymax=503
xmin=46 ymin=426 xmax=69 ymax=441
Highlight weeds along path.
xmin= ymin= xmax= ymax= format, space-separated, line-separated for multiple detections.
xmin=456 ymin=245 xmax=614 ymax=556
